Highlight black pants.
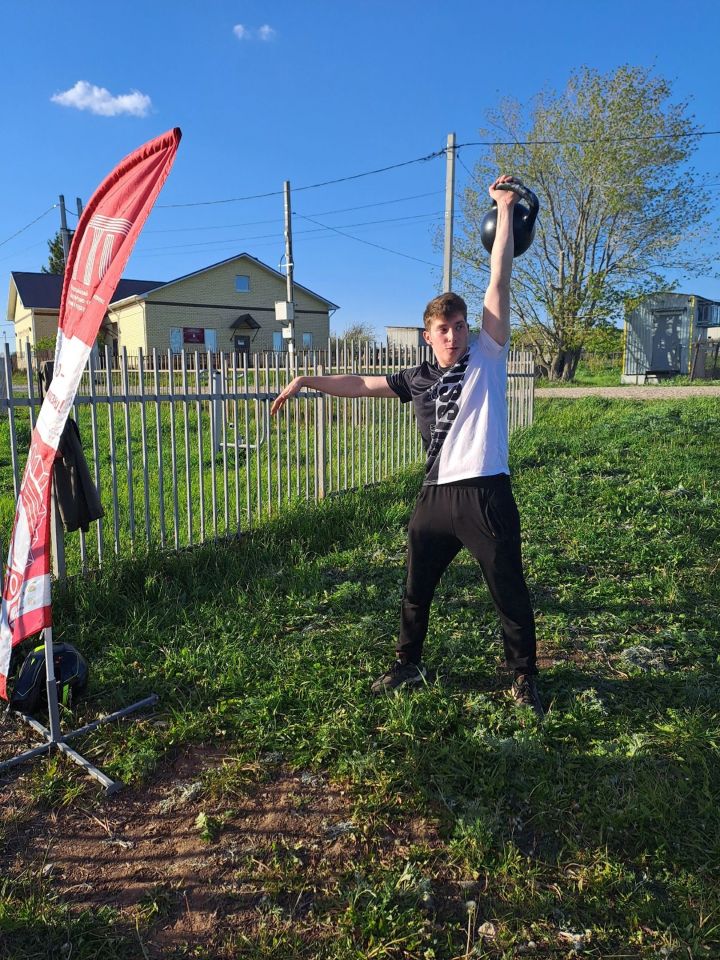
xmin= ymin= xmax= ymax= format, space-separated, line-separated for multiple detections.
xmin=397 ymin=476 xmax=537 ymax=675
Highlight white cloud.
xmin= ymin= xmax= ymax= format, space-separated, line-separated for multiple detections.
xmin=233 ymin=23 xmax=276 ymax=41
xmin=51 ymin=80 xmax=152 ymax=118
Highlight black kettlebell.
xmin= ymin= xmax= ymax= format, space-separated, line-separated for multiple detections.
xmin=480 ymin=181 xmax=539 ymax=257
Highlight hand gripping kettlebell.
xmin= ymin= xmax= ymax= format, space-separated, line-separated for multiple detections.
xmin=480 ymin=181 xmax=539 ymax=257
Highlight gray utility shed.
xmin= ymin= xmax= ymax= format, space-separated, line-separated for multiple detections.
xmin=386 ymin=325 xmax=426 ymax=350
xmin=622 ymin=292 xmax=720 ymax=383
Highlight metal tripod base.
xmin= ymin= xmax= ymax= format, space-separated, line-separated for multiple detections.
xmin=0 ymin=694 xmax=159 ymax=794
xmin=0 ymin=628 xmax=158 ymax=794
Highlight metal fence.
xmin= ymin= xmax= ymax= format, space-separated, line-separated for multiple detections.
xmin=0 ymin=340 xmax=534 ymax=581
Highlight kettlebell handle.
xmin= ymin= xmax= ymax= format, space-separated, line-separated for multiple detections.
xmin=494 ymin=181 xmax=539 ymax=215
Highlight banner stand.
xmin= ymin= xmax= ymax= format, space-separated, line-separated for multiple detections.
xmin=0 ymin=493 xmax=159 ymax=793
xmin=1 ymin=128 xmax=180 ymax=793
xmin=0 ymin=625 xmax=159 ymax=793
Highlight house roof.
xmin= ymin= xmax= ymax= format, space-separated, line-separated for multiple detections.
xmin=10 ymin=272 xmax=163 ymax=310
xmin=110 ymin=253 xmax=338 ymax=310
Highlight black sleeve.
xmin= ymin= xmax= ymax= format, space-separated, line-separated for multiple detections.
xmin=386 ymin=369 xmax=413 ymax=403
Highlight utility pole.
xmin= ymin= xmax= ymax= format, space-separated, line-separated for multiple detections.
xmin=76 ymin=197 xmax=84 ymax=219
xmin=442 ymin=132 xmax=456 ymax=293
xmin=58 ymin=195 xmax=72 ymax=266
xmin=284 ymin=181 xmax=294 ymax=309
xmin=275 ymin=180 xmax=296 ymax=371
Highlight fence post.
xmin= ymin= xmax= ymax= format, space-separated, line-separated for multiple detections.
xmin=212 ymin=369 xmax=222 ymax=454
xmin=51 ymin=486 xmax=67 ymax=582
xmin=690 ymin=338 xmax=701 ymax=381
xmin=315 ymin=363 xmax=326 ymax=499
xmin=0 ymin=348 xmax=7 ymax=420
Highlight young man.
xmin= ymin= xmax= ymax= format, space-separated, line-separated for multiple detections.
xmin=271 ymin=175 xmax=542 ymax=715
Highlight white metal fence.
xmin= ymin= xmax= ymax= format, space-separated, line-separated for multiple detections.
xmin=0 ymin=341 xmax=534 ymax=581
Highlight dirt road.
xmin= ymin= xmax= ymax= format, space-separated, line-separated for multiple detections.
xmin=535 ymin=385 xmax=720 ymax=399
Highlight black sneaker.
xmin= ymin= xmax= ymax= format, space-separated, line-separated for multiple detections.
xmin=371 ymin=660 xmax=427 ymax=695
xmin=511 ymin=674 xmax=544 ymax=717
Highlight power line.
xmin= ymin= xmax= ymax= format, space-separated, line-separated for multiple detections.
xmin=142 ymin=128 xmax=720 ymax=211
xmin=456 ymin=129 xmax=720 ymax=149
xmin=457 ymin=153 xmax=480 ymax=187
xmin=294 ymin=212 xmax=440 ymax=268
xmin=0 ymin=205 xmax=57 ymax=250
xmin=457 ymin=148 xmax=720 ymax=196
xmin=157 ymin=148 xmax=447 ymax=209
xmin=136 ymin=210 xmax=445 ymax=255
xmin=139 ymin=190 xmax=444 ymax=235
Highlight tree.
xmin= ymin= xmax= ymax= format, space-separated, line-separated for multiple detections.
xmin=333 ymin=322 xmax=377 ymax=342
xmin=41 ymin=230 xmax=69 ymax=274
xmin=456 ymin=66 xmax=709 ymax=380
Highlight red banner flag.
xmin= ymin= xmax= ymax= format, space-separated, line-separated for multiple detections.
xmin=0 ymin=128 xmax=181 ymax=698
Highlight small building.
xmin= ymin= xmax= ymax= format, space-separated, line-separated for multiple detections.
xmin=386 ymin=325 xmax=425 ymax=350
xmin=622 ymin=292 xmax=720 ymax=383
xmin=7 ymin=253 xmax=337 ymax=365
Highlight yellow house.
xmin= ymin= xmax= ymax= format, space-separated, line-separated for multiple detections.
xmin=7 ymin=253 xmax=337 ymax=362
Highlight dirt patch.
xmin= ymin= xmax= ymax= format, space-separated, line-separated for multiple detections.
xmin=536 ymin=385 xmax=720 ymax=399
xmin=0 ymin=741 xmax=443 ymax=956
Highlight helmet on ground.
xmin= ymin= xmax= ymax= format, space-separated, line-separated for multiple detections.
xmin=9 ymin=642 xmax=89 ymax=715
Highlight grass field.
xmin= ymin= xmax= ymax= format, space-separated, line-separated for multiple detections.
xmin=1 ymin=397 xmax=719 ymax=959
xmin=553 ymin=361 xmax=623 ymax=386
xmin=543 ymin=360 xmax=720 ymax=387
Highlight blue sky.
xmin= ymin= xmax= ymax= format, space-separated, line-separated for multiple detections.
xmin=1 ymin=0 xmax=719 ymax=347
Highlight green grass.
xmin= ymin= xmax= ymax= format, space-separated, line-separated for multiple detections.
xmin=539 ymin=360 xmax=720 ymax=387
xmin=532 ymin=358 xmax=623 ymax=386
xmin=2 ymin=397 xmax=719 ymax=958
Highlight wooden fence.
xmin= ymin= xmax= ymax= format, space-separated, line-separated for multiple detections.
xmin=0 ymin=340 xmax=535 ymax=582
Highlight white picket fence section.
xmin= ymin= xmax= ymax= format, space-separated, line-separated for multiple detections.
xmin=0 ymin=340 xmax=534 ymax=582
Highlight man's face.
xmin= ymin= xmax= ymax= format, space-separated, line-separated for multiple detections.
xmin=423 ymin=312 xmax=469 ymax=368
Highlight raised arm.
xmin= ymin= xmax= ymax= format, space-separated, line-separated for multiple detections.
xmin=270 ymin=374 xmax=396 ymax=416
xmin=482 ymin=174 xmax=520 ymax=347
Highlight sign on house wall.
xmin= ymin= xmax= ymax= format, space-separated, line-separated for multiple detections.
xmin=183 ymin=327 xmax=204 ymax=344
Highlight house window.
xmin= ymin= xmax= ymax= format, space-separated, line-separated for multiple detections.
xmin=235 ymin=275 xmax=250 ymax=293
xmin=302 ymin=332 xmax=313 ymax=350
xmin=272 ymin=331 xmax=283 ymax=351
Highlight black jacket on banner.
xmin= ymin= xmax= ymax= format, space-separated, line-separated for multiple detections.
xmin=39 ymin=359 xmax=104 ymax=534
xmin=53 ymin=417 xmax=104 ymax=534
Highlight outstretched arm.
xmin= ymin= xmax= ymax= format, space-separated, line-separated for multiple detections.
xmin=271 ymin=374 xmax=396 ymax=416
xmin=482 ymin=174 xmax=519 ymax=347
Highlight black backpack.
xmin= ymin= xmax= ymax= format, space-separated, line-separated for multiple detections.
xmin=10 ymin=642 xmax=89 ymax=715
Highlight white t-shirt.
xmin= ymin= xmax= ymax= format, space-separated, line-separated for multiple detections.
xmin=386 ymin=329 xmax=509 ymax=484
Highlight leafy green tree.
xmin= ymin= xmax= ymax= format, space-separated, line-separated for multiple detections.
xmin=581 ymin=320 xmax=623 ymax=359
xmin=457 ymin=66 xmax=708 ymax=380
xmin=41 ymin=230 xmax=69 ymax=275
xmin=333 ymin=322 xmax=377 ymax=342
